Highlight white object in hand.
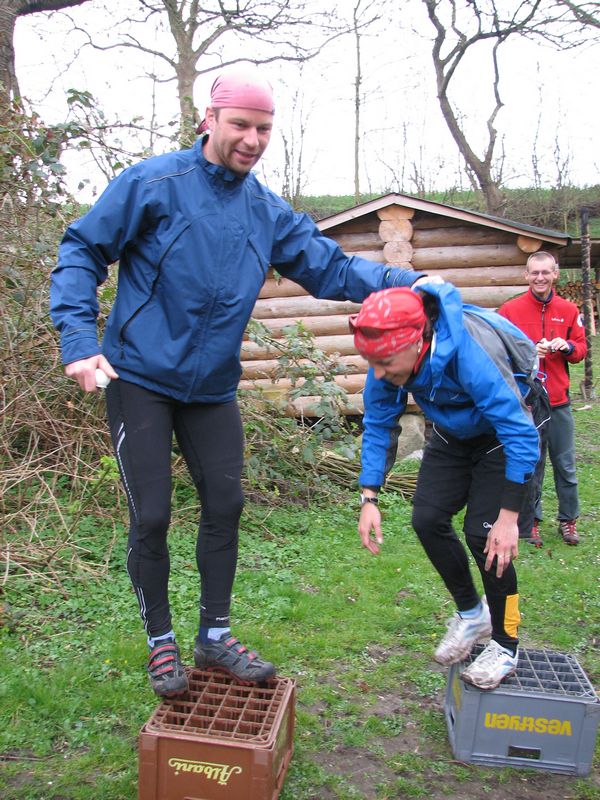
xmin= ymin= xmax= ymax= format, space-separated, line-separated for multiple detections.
xmin=95 ymin=368 xmax=111 ymax=389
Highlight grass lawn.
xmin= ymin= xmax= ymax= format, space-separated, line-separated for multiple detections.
xmin=1 ymin=344 xmax=599 ymax=800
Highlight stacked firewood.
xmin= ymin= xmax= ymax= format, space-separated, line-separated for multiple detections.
xmin=556 ymin=280 xmax=600 ymax=324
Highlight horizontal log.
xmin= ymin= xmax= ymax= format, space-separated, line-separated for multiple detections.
xmin=252 ymin=296 xmax=361 ymax=319
xmin=259 ymin=277 xmax=309 ymax=299
xmin=422 ymin=265 xmax=527 ymax=287
xmin=459 ymin=285 xmax=525 ymax=307
xmin=383 ymin=240 xmax=413 ymax=263
xmin=241 ymin=333 xmax=358 ymax=360
xmin=241 ymin=354 xmax=365 ymax=380
xmin=245 ymin=314 xmax=353 ymax=339
xmin=291 ymin=394 xmax=365 ymax=416
xmin=289 ymin=394 xmax=419 ymax=417
xmin=412 ymin=225 xmax=516 ymax=249
xmin=239 ymin=373 xmax=367 ymax=394
xmin=240 ymin=390 xmax=419 ymax=417
xmin=378 ymin=219 xmax=413 ymax=242
xmin=412 ymin=244 xmax=526 ymax=269
xmin=345 ymin=249 xmax=386 ymax=263
xmin=376 ymin=205 xmax=415 ymax=220
xmin=331 ymin=231 xmax=382 ymax=251
xmin=237 ymin=388 xmax=363 ymax=416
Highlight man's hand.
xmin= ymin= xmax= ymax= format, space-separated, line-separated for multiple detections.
xmin=358 ymin=504 xmax=383 ymax=555
xmin=484 ymin=508 xmax=519 ymax=577
xmin=547 ymin=336 xmax=570 ymax=353
xmin=537 ymin=337 xmax=570 ymax=356
xmin=65 ymin=355 xmax=119 ymax=393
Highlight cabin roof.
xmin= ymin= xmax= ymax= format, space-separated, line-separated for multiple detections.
xmin=316 ymin=192 xmax=571 ymax=247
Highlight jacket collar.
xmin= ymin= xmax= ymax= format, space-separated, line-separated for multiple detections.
xmin=195 ymin=136 xmax=248 ymax=185
xmin=528 ymin=287 xmax=555 ymax=305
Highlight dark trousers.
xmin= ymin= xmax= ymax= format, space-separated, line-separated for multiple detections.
xmin=412 ymin=428 xmax=522 ymax=651
xmin=534 ymin=403 xmax=580 ymax=522
xmin=106 ymin=379 xmax=244 ymax=638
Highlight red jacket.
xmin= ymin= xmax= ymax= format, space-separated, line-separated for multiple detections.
xmin=498 ymin=289 xmax=587 ymax=407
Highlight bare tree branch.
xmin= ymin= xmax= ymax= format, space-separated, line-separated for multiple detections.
xmin=422 ymin=0 xmax=598 ymax=214
xmin=0 ymin=0 xmax=91 ymax=101
xmin=59 ymin=1 xmax=351 ymax=145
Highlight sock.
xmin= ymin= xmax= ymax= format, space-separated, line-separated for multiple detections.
xmin=147 ymin=629 xmax=175 ymax=648
xmin=199 ymin=626 xmax=230 ymax=644
xmin=458 ymin=602 xmax=483 ymax=619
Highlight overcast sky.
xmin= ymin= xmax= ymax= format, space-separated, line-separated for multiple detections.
xmin=14 ymin=1 xmax=600 ymax=202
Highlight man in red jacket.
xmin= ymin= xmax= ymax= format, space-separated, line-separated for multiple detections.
xmin=499 ymin=251 xmax=587 ymax=547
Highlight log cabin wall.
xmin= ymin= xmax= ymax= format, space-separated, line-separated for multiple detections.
xmin=239 ymin=201 xmax=566 ymax=415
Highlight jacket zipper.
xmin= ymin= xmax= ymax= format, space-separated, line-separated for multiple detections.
xmin=118 ymin=222 xmax=192 ymax=355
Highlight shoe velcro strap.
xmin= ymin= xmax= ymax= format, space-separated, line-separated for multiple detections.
xmin=153 ymin=664 xmax=176 ymax=676
xmin=150 ymin=654 xmax=177 ymax=669
xmin=148 ymin=644 xmax=178 ymax=667
xmin=226 ymin=637 xmax=249 ymax=652
xmin=150 ymin=643 xmax=177 ymax=655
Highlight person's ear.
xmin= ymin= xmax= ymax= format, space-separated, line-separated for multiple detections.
xmin=205 ymin=107 xmax=217 ymax=131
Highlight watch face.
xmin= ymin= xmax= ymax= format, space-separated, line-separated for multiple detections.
xmin=360 ymin=494 xmax=377 ymax=505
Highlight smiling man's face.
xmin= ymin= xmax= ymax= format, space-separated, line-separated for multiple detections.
xmin=525 ymin=255 xmax=559 ymax=301
xmin=203 ymin=107 xmax=273 ymax=175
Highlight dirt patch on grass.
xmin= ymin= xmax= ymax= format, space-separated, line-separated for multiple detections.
xmin=303 ymin=682 xmax=600 ymax=800
xmin=311 ymin=728 xmax=599 ymax=800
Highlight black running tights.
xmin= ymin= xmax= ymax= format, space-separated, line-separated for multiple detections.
xmin=105 ymin=379 xmax=244 ymax=638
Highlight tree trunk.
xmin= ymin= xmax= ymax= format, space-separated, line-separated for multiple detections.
xmin=0 ymin=2 xmax=19 ymax=101
xmin=423 ymin=0 xmax=509 ymax=215
xmin=0 ymin=0 xmax=90 ymax=103
xmin=353 ymin=2 xmax=362 ymax=204
xmin=175 ymin=55 xmax=198 ymax=148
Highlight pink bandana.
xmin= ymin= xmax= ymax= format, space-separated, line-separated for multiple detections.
xmin=349 ymin=288 xmax=426 ymax=358
xmin=196 ymin=68 xmax=275 ymax=134
xmin=209 ymin=68 xmax=274 ymax=113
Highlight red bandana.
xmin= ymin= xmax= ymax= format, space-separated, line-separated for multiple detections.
xmin=349 ymin=288 xmax=427 ymax=358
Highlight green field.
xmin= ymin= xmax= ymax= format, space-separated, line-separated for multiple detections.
xmin=1 ymin=347 xmax=599 ymax=800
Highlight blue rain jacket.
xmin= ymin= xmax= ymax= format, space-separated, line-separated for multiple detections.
xmin=360 ymin=282 xmax=540 ymax=488
xmin=50 ymin=140 xmax=420 ymax=403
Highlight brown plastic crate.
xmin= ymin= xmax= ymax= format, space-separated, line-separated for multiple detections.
xmin=138 ymin=668 xmax=295 ymax=800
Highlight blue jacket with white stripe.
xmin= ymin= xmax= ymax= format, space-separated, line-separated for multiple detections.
xmin=360 ymin=282 xmax=540 ymax=490
xmin=51 ymin=139 xmax=420 ymax=403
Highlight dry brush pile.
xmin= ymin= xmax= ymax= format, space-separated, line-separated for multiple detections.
xmin=1 ymin=105 xmax=417 ymax=594
xmin=1 ymin=103 xmax=123 ymax=590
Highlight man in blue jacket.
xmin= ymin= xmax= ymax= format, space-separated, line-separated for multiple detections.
xmin=50 ymin=67 xmax=427 ymax=697
xmin=352 ymin=283 xmax=548 ymax=690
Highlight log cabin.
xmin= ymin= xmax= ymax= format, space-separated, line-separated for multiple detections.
xmin=240 ymin=193 xmax=572 ymax=416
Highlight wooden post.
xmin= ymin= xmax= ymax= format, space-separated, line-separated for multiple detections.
xmin=580 ymin=207 xmax=594 ymax=399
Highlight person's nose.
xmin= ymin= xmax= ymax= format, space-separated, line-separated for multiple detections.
xmin=242 ymin=127 xmax=259 ymax=150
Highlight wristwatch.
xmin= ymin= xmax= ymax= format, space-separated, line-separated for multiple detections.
xmin=360 ymin=493 xmax=379 ymax=506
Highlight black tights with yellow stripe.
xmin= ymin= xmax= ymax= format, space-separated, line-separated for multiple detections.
xmin=411 ymin=427 xmax=532 ymax=655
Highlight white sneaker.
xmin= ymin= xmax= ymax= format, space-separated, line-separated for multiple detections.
xmin=433 ymin=599 xmax=492 ymax=665
xmin=460 ymin=640 xmax=518 ymax=690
